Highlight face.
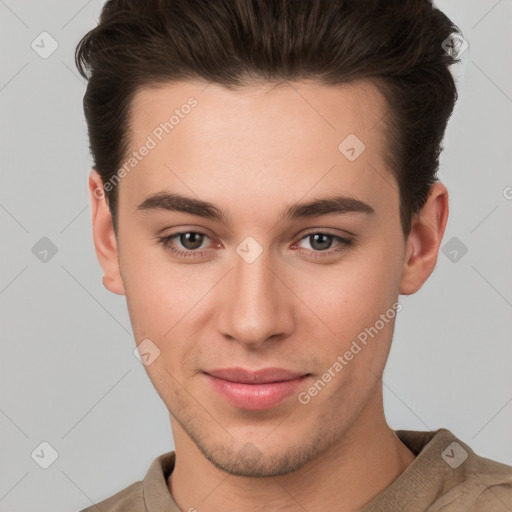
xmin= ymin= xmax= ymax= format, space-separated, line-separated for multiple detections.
xmin=92 ymin=79 xmax=426 ymax=477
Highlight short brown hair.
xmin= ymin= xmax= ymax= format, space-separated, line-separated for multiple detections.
xmin=76 ymin=0 xmax=461 ymax=237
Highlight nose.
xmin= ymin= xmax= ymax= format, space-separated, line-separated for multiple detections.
xmin=216 ymin=245 xmax=295 ymax=349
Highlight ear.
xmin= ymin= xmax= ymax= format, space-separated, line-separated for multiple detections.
xmin=88 ymin=169 xmax=125 ymax=295
xmin=399 ymin=182 xmax=449 ymax=295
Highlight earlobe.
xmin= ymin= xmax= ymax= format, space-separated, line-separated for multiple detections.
xmin=88 ymin=169 xmax=126 ymax=296
xmin=399 ymin=182 xmax=449 ymax=295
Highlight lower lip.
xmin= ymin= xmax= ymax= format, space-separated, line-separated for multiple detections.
xmin=204 ymin=373 xmax=310 ymax=410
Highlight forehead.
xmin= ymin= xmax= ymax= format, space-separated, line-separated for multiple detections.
xmin=129 ymin=79 xmax=388 ymax=144
xmin=120 ymin=79 xmax=397 ymax=224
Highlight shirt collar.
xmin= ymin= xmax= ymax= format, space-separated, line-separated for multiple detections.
xmin=143 ymin=451 xmax=180 ymax=511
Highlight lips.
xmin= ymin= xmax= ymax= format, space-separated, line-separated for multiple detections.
xmin=203 ymin=367 xmax=310 ymax=410
xmin=206 ymin=367 xmax=306 ymax=384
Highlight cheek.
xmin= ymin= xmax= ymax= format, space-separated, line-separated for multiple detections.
xmin=120 ymin=240 xmax=214 ymax=372
xmin=120 ymin=243 xmax=178 ymax=338
xmin=294 ymin=241 xmax=402 ymax=340
xmin=288 ymin=237 xmax=403 ymax=402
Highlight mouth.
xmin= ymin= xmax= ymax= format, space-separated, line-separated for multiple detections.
xmin=203 ymin=367 xmax=311 ymax=410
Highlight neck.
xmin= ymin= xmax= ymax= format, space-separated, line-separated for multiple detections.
xmin=167 ymin=387 xmax=415 ymax=512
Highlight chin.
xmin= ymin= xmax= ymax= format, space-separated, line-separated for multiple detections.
xmin=192 ymin=425 xmax=336 ymax=478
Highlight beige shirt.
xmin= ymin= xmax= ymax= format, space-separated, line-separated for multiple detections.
xmin=79 ymin=429 xmax=512 ymax=511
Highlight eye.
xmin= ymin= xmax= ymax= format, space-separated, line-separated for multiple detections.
xmin=156 ymin=231 xmax=215 ymax=259
xmin=293 ymin=231 xmax=353 ymax=258
xmin=173 ymin=232 xmax=206 ymax=250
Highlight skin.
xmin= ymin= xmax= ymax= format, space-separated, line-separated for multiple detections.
xmin=89 ymin=79 xmax=448 ymax=511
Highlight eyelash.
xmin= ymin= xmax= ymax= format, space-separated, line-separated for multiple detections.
xmin=156 ymin=230 xmax=353 ymax=260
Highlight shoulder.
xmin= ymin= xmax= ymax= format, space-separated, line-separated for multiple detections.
xmin=400 ymin=428 xmax=512 ymax=511
xmin=75 ymin=451 xmax=177 ymax=512
xmin=462 ymin=450 xmax=512 ymax=511
xmin=468 ymin=484 xmax=512 ymax=512
xmin=78 ymin=481 xmax=144 ymax=512
xmin=382 ymin=429 xmax=512 ymax=511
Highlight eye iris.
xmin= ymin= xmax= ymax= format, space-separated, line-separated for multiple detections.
xmin=310 ymin=233 xmax=332 ymax=251
xmin=180 ymin=232 xmax=204 ymax=250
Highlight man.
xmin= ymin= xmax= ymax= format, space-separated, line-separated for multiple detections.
xmin=76 ymin=0 xmax=512 ymax=510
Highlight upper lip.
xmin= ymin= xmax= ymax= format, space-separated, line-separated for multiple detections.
xmin=205 ymin=367 xmax=308 ymax=384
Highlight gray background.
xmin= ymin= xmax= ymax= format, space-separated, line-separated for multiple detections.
xmin=1 ymin=1 xmax=511 ymax=511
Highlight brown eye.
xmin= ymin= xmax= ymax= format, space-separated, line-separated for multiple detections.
xmin=178 ymin=232 xmax=205 ymax=250
xmin=294 ymin=231 xmax=353 ymax=259
xmin=157 ymin=231 xmax=213 ymax=258
xmin=308 ymin=233 xmax=334 ymax=251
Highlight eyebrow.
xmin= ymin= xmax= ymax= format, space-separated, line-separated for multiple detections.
xmin=137 ymin=192 xmax=375 ymax=223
